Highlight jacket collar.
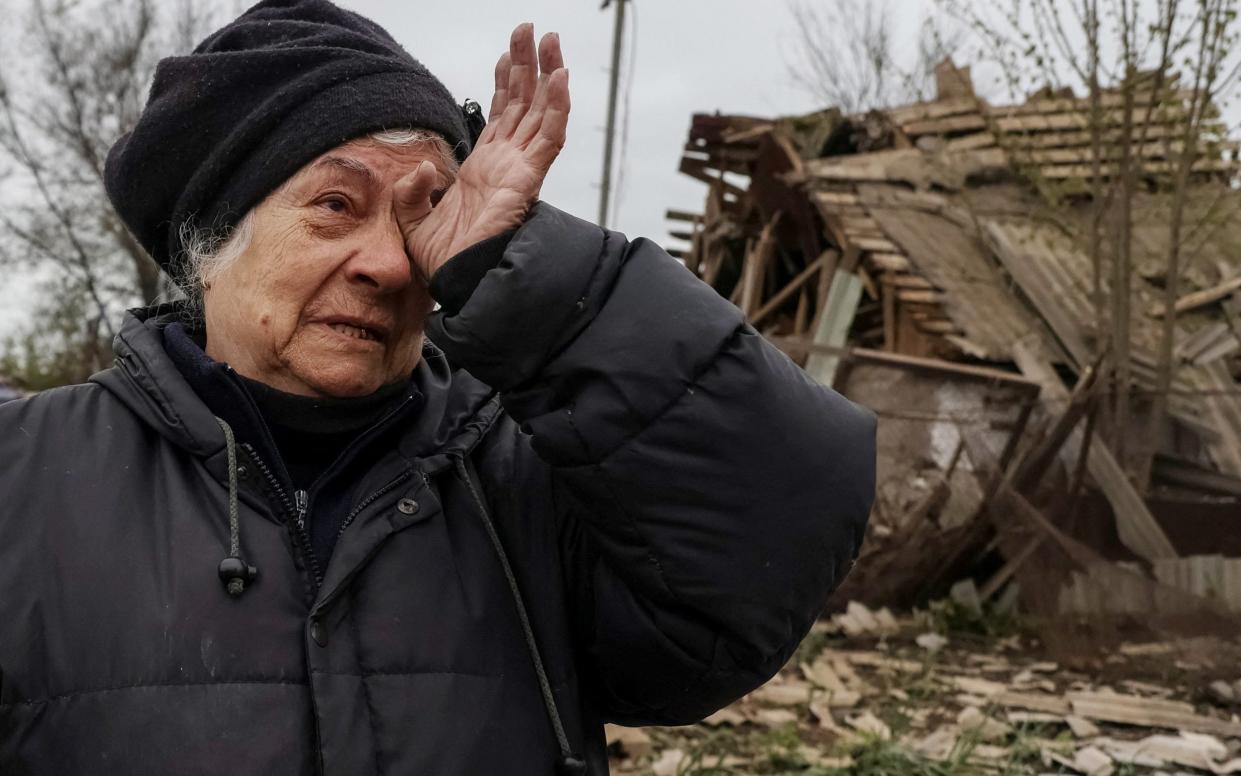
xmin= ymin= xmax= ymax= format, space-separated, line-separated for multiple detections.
xmin=91 ymin=305 xmax=500 ymax=467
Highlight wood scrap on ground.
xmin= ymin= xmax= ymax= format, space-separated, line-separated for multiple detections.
xmin=609 ymin=606 xmax=1241 ymax=775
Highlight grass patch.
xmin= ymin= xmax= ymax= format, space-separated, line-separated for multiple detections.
xmin=792 ymin=627 xmax=833 ymax=667
xmin=821 ymin=734 xmax=986 ymax=775
xmin=925 ymin=598 xmax=1019 ymax=640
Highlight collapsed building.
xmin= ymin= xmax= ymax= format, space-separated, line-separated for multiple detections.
xmin=668 ymin=61 xmax=1241 ymax=624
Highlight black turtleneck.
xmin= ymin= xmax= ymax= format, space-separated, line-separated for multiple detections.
xmin=161 ymin=320 xmax=422 ymax=566
xmin=238 ymin=375 xmax=408 ymax=491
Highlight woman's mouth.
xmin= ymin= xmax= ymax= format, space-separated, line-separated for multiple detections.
xmin=329 ymin=322 xmax=379 ymax=341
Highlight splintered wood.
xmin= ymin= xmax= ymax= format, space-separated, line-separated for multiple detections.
xmin=670 ymin=59 xmax=1241 ymax=621
xmin=608 ymin=606 xmax=1241 ymax=775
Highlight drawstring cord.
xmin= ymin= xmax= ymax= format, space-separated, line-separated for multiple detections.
xmin=206 ymin=418 xmax=581 ymax=765
xmin=215 ymin=417 xmax=257 ymax=596
xmin=455 ymin=456 xmax=587 ymax=776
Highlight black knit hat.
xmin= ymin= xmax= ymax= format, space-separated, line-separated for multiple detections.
xmin=105 ymin=0 xmax=483 ymax=276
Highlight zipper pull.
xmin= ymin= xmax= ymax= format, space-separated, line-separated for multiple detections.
xmin=294 ymin=489 xmax=309 ymax=530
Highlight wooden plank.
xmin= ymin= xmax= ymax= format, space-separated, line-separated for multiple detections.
xmin=1015 ymin=353 xmax=1106 ymax=494
xmin=996 ymin=88 xmax=1195 ymax=117
xmin=1011 ymin=337 xmax=1178 ymax=561
xmin=896 ymin=289 xmax=946 ymax=305
xmin=683 ymin=142 xmax=761 ymax=162
xmin=915 ymin=319 xmax=958 ymax=334
xmin=851 ymin=236 xmax=900 ymax=254
xmin=902 ymin=113 xmax=987 ymax=136
xmin=1000 ymin=122 xmax=1222 ymax=149
xmin=1152 ymin=273 xmax=1241 ymax=317
xmin=1018 ymin=139 xmax=1234 ymax=165
xmin=843 ymin=229 xmax=888 ymax=242
xmin=665 ymin=209 xmax=702 ymax=222
xmin=1153 ymin=455 xmax=1241 ymax=496
xmin=806 ymin=147 xmax=944 ymax=183
xmin=994 ymin=105 xmax=1188 ymax=133
xmin=807 ymin=247 xmax=840 ymax=339
xmin=805 ymin=271 xmax=863 ymax=386
xmin=881 ymin=272 xmax=897 ymax=351
xmin=812 ymin=190 xmax=861 ymax=207
xmin=886 ymin=96 xmax=983 ymax=126
xmin=887 ymin=275 xmax=936 ymax=290
xmin=945 ymin=132 xmax=997 ymax=151
xmin=984 ymin=221 xmax=1093 ymax=366
xmin=1039 ymin=157 xmax=1238 ymax=180
xmin=678 ymin=157 xmax=748 ymax=198
xmin=866 ymin=252 xmax=912 ymax=272
xmin=739 ymin=214 xmax=781 ymax=318
xmin=995 ymin=692 xmax=1072 ymax=716
xmin=720 ymin=122 xmax=775 ymax=144
xmin=840 ymin=215 xmax=880 ymax=231
xmin=793 ymin=285 xmax=810 ymax=336
xmin=750 ymin=250 xmax=833 ymax=327
xmin=1068 ymin=692 xmax=1241 ymax=738
xmin=849 ymin=347 xmax=1040 ymax=387
xmin=1175 ymin=322 xmax=1233 ymax=361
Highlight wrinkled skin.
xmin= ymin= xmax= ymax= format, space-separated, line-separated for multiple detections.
xmin=204 ymin=24 xmax=570 ymax=398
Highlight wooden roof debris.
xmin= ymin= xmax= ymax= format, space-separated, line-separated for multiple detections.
xmin=670 ymin=62 xmax=1241 ymax=622
xmin=610 ymin=606 xmax=1241 ymax=775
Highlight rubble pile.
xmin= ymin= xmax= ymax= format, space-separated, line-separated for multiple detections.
xmin=608 ymin=604 xmax=1241 ymax=775
xmin=667 ymin=60 xmax=1241 ymax=621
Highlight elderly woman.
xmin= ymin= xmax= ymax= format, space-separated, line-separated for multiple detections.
xmin=0 ymin=1 xmax=875 ymax=774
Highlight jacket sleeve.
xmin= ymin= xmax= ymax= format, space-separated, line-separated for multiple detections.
xmin=426 ymin=203 xmax=876 ymax=725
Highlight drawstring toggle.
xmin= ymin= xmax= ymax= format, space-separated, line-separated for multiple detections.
xmin=218 ymin=557 xmax=258 ymax=596
xmin=214 ymin=417 xmax=258 ymax=597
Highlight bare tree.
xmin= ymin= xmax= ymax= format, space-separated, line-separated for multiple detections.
xmin=786 ymin=0 xmax=961 ymax=113
xmin=0 ymin=0 xmax=229 ymax=349
xmin=1147 ymin=0 xmax=1241 ymax=482
xmin=940 ymin=0 xmax=1240 ymax=485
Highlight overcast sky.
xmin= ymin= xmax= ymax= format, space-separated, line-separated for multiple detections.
xmin=338 ymin=0 xmax=842 ymax=245
xmin=3 ymin=0 xmax=854 ymax=329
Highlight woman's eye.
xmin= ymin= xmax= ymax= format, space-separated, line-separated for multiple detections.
xmin=319 ymin=196 xmax=349 ymax=214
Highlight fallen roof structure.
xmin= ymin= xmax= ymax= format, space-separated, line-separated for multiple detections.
xmin=669 ymin=62 xmax=1241 ymax=624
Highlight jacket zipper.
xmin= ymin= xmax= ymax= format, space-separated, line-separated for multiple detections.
xmin=334 ymin=469 xmax=417 ymax=544
xmin=295 ymin=489 xmax=309 ymax=532
xmin=240 ymin=441 xmax=325 ymax=587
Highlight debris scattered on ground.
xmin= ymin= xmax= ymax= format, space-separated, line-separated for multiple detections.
xmin=607 ymin=605 xmax=1241 ymax=774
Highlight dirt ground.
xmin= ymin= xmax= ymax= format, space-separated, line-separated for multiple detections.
xmin=604 ymin=604 xmax=1241 ymax=775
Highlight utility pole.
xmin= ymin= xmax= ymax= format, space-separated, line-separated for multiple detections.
xmin=598 ymin=0 xmax=626 ymax=228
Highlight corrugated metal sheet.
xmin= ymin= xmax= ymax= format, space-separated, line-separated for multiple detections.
xmin=982 ymin=215 xmax=1241 ymax=475
xmin=1153 ymin=555 xmax=1241 ymax=611
xmin=861 ymin=195 xmax=1045 ymax=362
xmin=1180 ymin=362 xmax=1241 ymax=476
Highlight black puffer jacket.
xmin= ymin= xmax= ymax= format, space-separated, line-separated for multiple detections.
xmin=0 ymin=203 xmax=875 ymax=775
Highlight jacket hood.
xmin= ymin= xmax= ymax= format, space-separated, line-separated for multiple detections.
xmin=91 ymin=305 xmax=500 ymax=466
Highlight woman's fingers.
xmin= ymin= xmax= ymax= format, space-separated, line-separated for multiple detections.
xmin=392 ymin=160 xmax=441 ymax=243
xmin=538 ymin=30 xmax=564 ymax=73
xmin=486 ymin=51 xmax=511 ymax=125
xmin=495 ymin=23 xmax=537 ymax=139
xmin=513 ymin=32 xmax=564 ymax=146
xmin=526 ymin=68 xmax=570 ymax=176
